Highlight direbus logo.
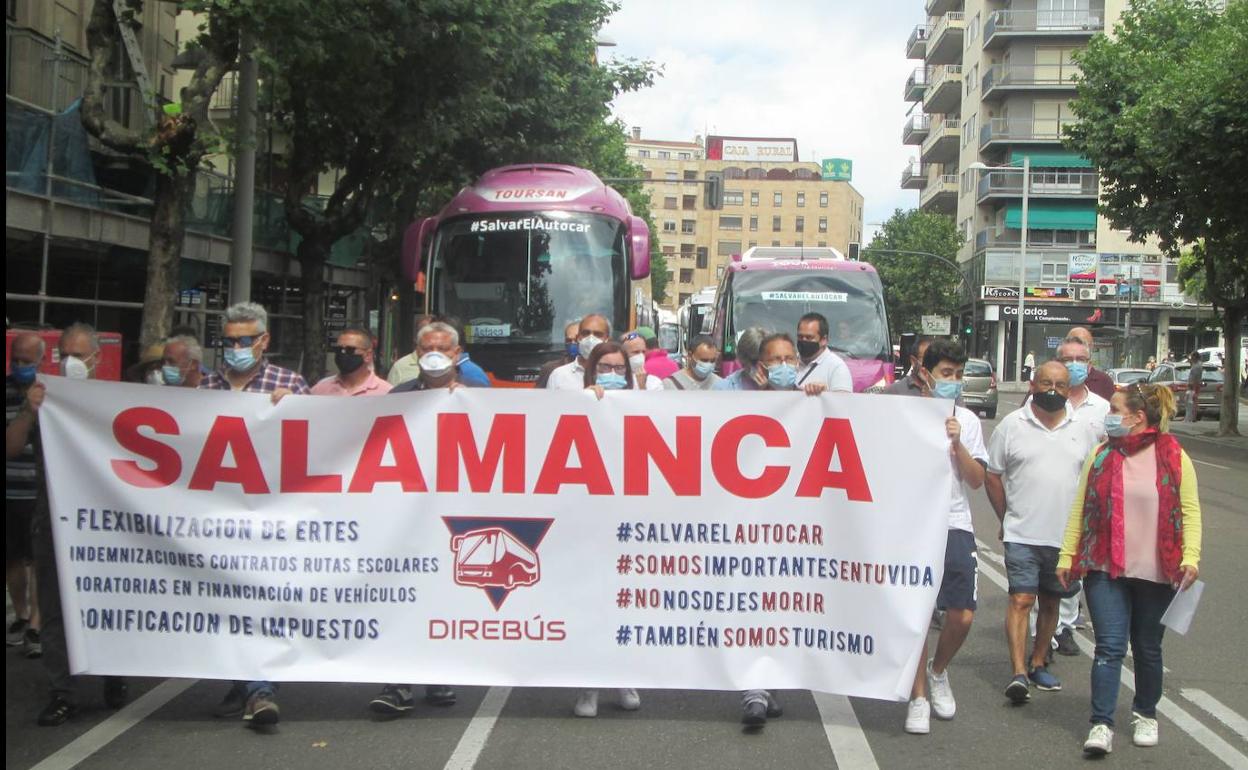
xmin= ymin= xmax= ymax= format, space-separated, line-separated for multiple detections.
xmin=442 ymin=517 xmax=554 ymax=610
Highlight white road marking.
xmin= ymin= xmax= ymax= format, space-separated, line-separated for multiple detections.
xmin=812 ymin=691 xmax=880 ymax=770
xmin=442 ymin=686 xmax=512 ymax=770
xmin=1192 ymin=459 xmax=1231 ymax=470
xmin=30 ymin=678 xmax=197 ymax=770
xmin=1182 ymin=689 xmax=1248 ymax=743
xmin=975 ymin=539 xmax=1248 ymax=770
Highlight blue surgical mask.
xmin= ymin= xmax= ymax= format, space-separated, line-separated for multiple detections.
xmin=11 ymin=363 xmax=38 ymax=385
xmin=933 ymin=379 xmax=963 ymax=400
xmin=766 ymin=363 xmax=797 ymax=390
xmin=693 ymin=361 xmax=716 ymax=379
xmin=596 ymin=372 xmax=628 ymax=390
xmin=566 ymin=342 xmax=579 ymax=358
xmin=161 ymin=364 xmax=185 ymax=386
xmin=1104 ymin=414 xmax=1133 ymax=437
xmin=1066 ymin=361 xmax=1089 ymax=386
xmin=223 ymin=346 xmax=257 ymax=372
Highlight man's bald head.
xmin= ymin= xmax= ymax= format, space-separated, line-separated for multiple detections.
xmin=1067 ymin=326 xmax=1093 ymax=347
xmin=1032 ymin=360 xmax=1070 ymax=394
xmin=11 ymin=332 xmax=44 ymax=362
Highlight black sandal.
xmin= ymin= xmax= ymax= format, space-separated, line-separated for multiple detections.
xmin=37 ymin=697 xmax=77 ymax=726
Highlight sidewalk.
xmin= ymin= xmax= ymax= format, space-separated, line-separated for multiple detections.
xmin=1167 ymin=414 xmax=1247 ymax=449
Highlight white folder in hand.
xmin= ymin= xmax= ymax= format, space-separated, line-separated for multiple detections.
xmin=1160 ymin=579 xmax=1205 ymax=635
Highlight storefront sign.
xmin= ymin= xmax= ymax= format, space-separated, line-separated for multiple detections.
xmin=706 ymin=136 xmax=799 ymax=163
xmin=981 ymin=286 xmax=1071 ymax=300
xmin=38 ymin=381 xmax=951 ymax=701
xmin=1068 ymin=253 xmax=1097 ymax=284
xmin=920 ymin=315 xmax=951 ymax=335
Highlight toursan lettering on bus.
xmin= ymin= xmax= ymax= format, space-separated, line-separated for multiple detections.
xmin=107 ymin=408 xmax=874 ymax=501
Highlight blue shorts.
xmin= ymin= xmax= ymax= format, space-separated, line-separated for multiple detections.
xmin=937 ymin=529 xmax=978 ymax=611
xmin=1004 ymin=541 xmax=1081 ymax=598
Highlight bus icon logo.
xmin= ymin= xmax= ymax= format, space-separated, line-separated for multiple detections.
xmin=442 ymin=517 xmax=554 ymax=609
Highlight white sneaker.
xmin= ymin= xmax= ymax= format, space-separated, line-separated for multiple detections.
xmin=573 ymin=689 xmax=598 ymax=718
xmin=1083 ymin=724 xmax=1113 ymax=755
xmin=617 ymin=688 xmax=641 ymax=711
xmin=904 ymin=697 xmax=931 ymax=734
xmin=927 ymin=662 xmax=956 ymax=720
xmin=1132 ymin=713 xmax=1159 ymax=747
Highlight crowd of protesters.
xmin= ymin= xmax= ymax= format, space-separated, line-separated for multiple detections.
xmin=5 ymin=302 xmax=1203 ymax=757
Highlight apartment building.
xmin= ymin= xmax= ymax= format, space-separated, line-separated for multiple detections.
xmin=6 ymin=2 xmax=368 ymax=367
xmin=902 ymin=0 xmax=1219 ymax=373
xmin=627 ymin=130 xmax=865 ymax=310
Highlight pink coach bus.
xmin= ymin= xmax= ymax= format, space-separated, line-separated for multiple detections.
xmin=402 ymin=165 xmax=651 ymax=386
xmin=708 ymin=247 xmax=894 ymax=392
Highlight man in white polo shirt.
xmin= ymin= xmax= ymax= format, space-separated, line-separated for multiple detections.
xmin=795 ymin=312 xmax=854 ymax=393
xmin=545 ymin=314 xmax=611 ymax=391
xmin=986 ymin=360 xmax=1100 ymax=704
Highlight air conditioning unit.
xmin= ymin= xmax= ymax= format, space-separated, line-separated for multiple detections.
xmin=1097 ymin=284 xmax=1115 ymax=296
xmin=1077 ymin=287 xmax=1097 ymax=301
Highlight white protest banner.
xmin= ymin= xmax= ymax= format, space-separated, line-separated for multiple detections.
xmin=38 ymin=379 xmax=951 ymax=701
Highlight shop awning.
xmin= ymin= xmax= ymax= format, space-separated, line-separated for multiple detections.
xmin=1004 ymin=201 xmax=1097 ymax=230
xmin=1009 ymin=149 xmax=1093 ymax=168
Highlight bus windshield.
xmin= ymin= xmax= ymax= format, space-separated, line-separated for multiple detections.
xmin=430 ymin=212 xmax=629 ymax=346
xmin=730 ymin=270 xmax=889 ymax=360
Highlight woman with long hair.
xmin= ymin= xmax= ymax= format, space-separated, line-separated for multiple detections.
xmin=1056 ymin=383 xmax=1202 ymax=756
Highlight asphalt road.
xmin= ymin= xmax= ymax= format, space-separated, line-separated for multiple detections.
xmin=7 ymin=393 xmax=1247 ymax=770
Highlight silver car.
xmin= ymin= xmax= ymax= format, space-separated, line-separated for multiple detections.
xmin=961 ymin=358 xmax=998 ymax=418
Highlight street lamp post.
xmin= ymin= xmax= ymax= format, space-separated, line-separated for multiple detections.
xmin=970 ymin=157 xmax=1030 ymax=381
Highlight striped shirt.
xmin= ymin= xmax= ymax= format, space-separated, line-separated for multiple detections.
xmin=199 ymin=361 xmax=310 ymax=394
xmin=5 ymin=376 xmax=41 ymax=500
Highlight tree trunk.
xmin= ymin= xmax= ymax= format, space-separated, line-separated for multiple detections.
xmin=140 ymin=170 xmax=196 ymax=348
xmin=1219 ymin=306 xmax=1243 ymax=437
xmin=297 ymin=236 xmax=331 ymax=384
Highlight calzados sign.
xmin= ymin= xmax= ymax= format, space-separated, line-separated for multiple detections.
xmin=39 ymin=381 xmax=951 ymax=701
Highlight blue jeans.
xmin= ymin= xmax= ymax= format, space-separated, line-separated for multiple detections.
xmin=1083 ymin=571 xmax=1174 ymax=727
xmin=243 ymin=680 xmax=275 ymax=697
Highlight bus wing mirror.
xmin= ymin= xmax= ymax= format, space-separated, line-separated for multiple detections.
xmin=700 ymin=314 xmax=714 ymax=334
xmin=451 ymin=535 xmax=463 ymax=551
xmin=402 ymin=217 xmax=436 ymax=282
xmin=628 ymin=215 xmax=651 ymax=279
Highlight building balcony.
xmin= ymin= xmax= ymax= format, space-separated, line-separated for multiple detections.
xmin=974 ymin=227 xmax=1096 ymax=253
xmin=925 ymin=0 xmax=960 ymax=19
xmin=981 ymin=64 xmax=1079 ymax=101
xmin=906 ymin=25 xmax=931 ymax=59
xmin=904 ymin=67 xmax=928 ymax=102
xmin=901 ymin=162 xmax=928 ymax=190
xmin=902 ymin=114 xmax=931 ymax=145
xmin=983 ymin=9 xmax=1104 ymax=49
xmin=921 ymin=116 xmax=960 ymax=164
xmin=923 ymin=64 xmax=962 ymax=114
xmin=980 ymin=118 xmax=1072 ymax=150
xmin=926 ymin=12 xmax=966 ymax=66
xmin=976 ymin=169 xmax=1098 ymax=203
xmin=920 ymin=174 xmax=958 ymax=213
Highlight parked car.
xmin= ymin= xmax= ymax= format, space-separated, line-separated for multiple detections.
xmin=1148 ymin=362 xmax=1223 ymax=419
xmin=1106 ymin=368 xmax=1152 ymax=393
xmin=961 ymin=357 xmax=998 ymax=419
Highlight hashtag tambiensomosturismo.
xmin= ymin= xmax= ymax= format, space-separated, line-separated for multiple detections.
xmin=616 ymin=625 xmax=632 ymax=645
xmin=616 ymin=554 xmax=632 ymax=574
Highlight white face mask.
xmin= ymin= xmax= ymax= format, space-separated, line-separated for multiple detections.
xmin=578 ymin=335 xmax=604 ymax=360
xmin=61 ymin=355 xmax=90 ymax=380
xmin=628 ymin=353 xmax=646 ymax=372
xmin=419 ymin=351 xmax=453 ymax=377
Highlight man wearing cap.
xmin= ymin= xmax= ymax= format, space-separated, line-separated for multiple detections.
xmin=635 ymin=326 xmax=678 ymax=380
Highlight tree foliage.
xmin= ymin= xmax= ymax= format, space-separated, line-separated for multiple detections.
xmin=1066 ymin=0 xmax=1247 ymax=434
xmin=258 ymin=0 xmax=656 ymax=379
xmin=864 ymin=209 xmax=963 ymax=337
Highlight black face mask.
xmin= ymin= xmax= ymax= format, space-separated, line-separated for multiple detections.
xmin=1033 ymin=389 xmax=1067 ymax=413
xmin=335 ymin=351 xmax=366 ymax=375
xmin=796 ymin=339 xmax=821 ymax=360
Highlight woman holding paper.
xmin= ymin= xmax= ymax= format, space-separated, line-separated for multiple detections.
xmin=1056 ymin=383 xmax=1201 ymax=757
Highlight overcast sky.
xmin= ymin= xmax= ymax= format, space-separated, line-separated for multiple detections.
xmin=602 ymin=0 xmax=922 ymax=243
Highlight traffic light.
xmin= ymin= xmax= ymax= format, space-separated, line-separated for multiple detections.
xmin=703 ymin=171 xmax=724 ymax=210
xmin=964 ymin=320 xmax=973 ymax=335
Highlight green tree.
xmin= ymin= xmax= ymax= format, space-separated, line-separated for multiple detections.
xmin=261 ymin=0 xmax=656 ymax=379
xmin=1066 ymin=0 xmax=1248 ymax=435
xmin=80 ymin=0 xmax=245 ymax=347
xmin=863 ymin=209 xmax=963 ymax=338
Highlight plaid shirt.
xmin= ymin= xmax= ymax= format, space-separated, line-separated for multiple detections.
xmin=199 ymin=361 xmax=310 ymax=394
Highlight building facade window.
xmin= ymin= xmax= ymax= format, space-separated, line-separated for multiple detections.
xmin=772 ymin=215 xmax=782 ymax=232
xmin=696 ymin=246 xmax=708 ymax=265
xmin=771 ymin=240 xmax=781 ymax=246
xmin=819 ymin=191 xmax=829 ymax=207
xmin=718 ymin=215 xmax=743 ymax=230
xmin=638 ymin=149 xmax=651 ymax=158
xmin=724 ymin=190 xmax=745 ymax=206
xmin=796 ymin=192 xmax=806 ymax=207
xmin=658 ymin=150 xmax=670 ymax=160
xmin=665 ymin=171 xmax=678 ymax=181
xmin=663 ymin=196 xmax=677 ymax=209
xmin=750 ymin=191 xmax=760 ymax=206
xmin=818 ymin=217 xmax=828 ymax=233
xmin=773 ymin=191 xmax=783 ymax=206
xmin=678 ymin=152 xmax=692 ymax=160
xmin=663 ymin=220 xmax=676 ymax=233
xmin=795 ymin=216 xmax=805 ymax=233
xmin=717 ymin=240 xmax=741 ymax=257
xmin=680 ymin=268 xmax=694 ymax=284
xmin=683 ymin=169 xmax=698 ymax=180
xmin=749 ymin=215 xmax=758 ymax=231
xmin=682 ymin=194 xmax=697 ymax=210
xmin=681 ymin=219 xmax=696 ymax=234
xmin=681 ymin=243 xmax=695 ymax=257
xmin=679 ymin=292 xmax=692 ymax=305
